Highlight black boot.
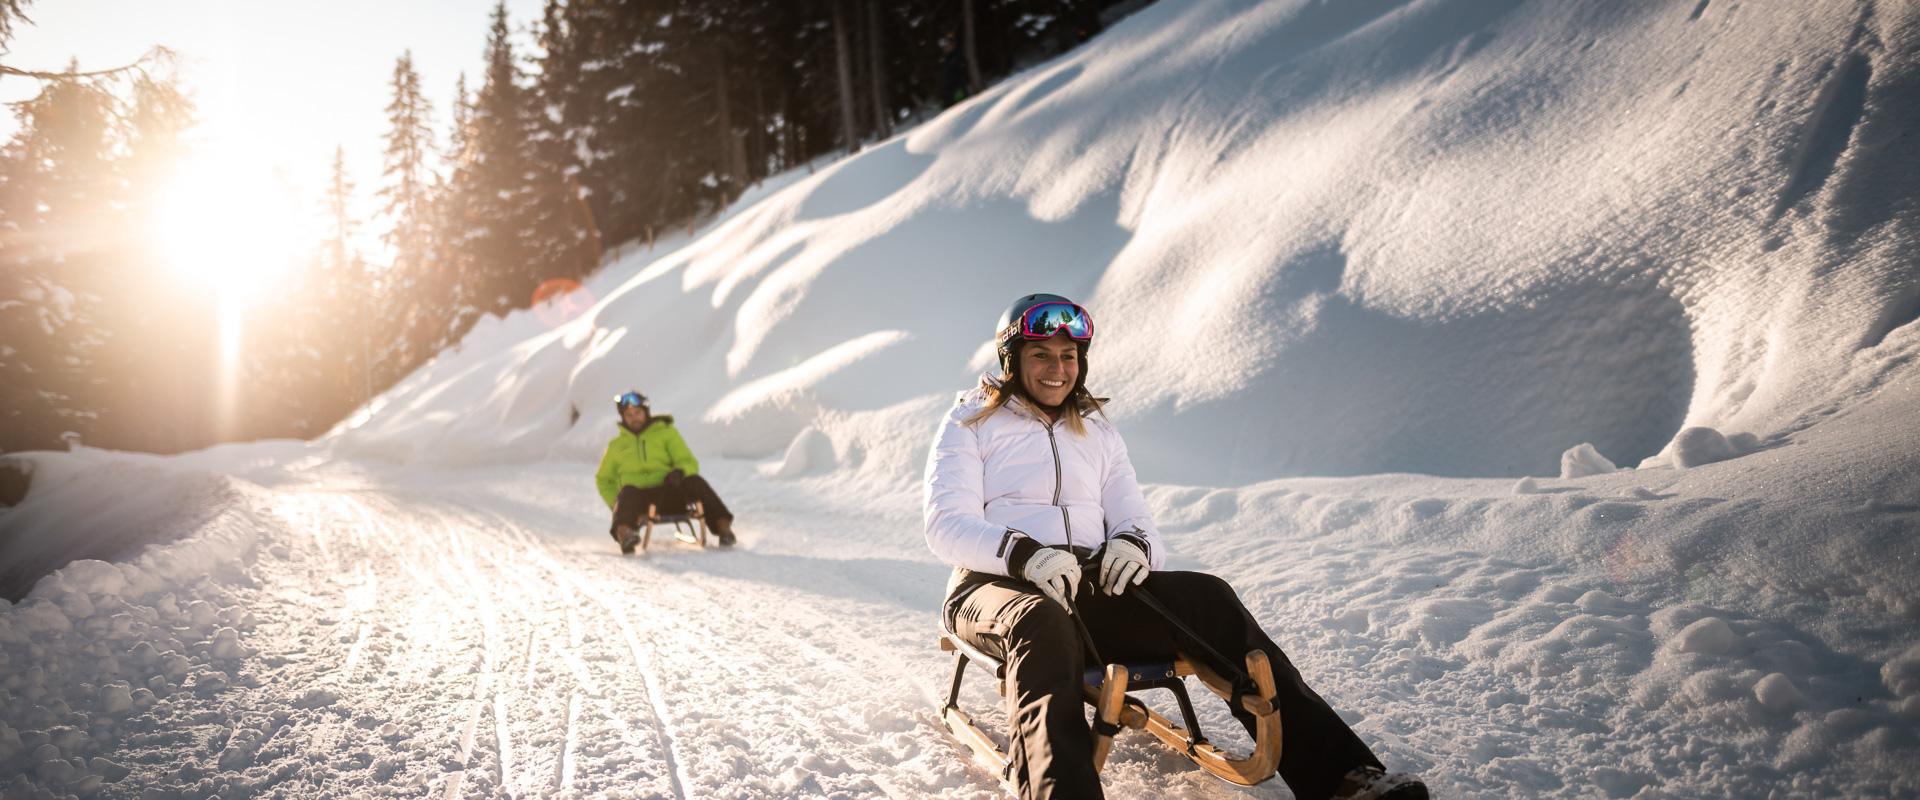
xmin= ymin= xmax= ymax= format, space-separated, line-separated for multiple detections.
xmin=710 ymin=515 xmax=737 ymax=547
xmin=1332 ymin=766 xmax=1427 ymax=800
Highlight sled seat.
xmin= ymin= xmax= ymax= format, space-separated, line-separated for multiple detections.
xmin=1085 ymin=661 xmax=1178 ymax=687
xmin=937 ymin=631 xmax=1281 ymax=788
xmin=639 ymin=499 xmax=707 ymax=551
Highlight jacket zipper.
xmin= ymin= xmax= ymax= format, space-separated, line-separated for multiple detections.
xmin=1043 ymin=418 xmax=1071 ymax=543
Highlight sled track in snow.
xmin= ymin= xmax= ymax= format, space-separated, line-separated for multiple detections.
xmin=570 ymin=575 xmax=691 ymax=800
xmin=562 ymin=545 xmax=946 ymax=797
xmin=445 ymin=490 xmax=948 ymax=797
xmin=474 ymin=508 xmax=693 ymax=800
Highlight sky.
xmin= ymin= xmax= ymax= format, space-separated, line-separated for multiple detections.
xmin=2 ymin=0 xmax=546 ymax=254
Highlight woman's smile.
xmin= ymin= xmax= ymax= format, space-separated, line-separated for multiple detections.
xmin=1020 ymin=335 xmax=1080 ymax=409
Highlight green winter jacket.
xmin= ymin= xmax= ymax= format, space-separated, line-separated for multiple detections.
xmin=595 ymin=416 xmax=701 ymax=508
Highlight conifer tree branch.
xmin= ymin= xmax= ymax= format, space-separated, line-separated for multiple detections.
xmin=0 ymin=46 xmax=173 ymax=82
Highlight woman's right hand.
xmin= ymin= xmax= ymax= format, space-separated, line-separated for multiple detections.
xmin=1022 ymin=548 xmax=1082 ymax=613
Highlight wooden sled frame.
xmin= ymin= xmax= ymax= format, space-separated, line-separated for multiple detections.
xmin=937 ymin=631 xmax=1282 ymax=789
xmin=638 ymin=499 xmax=707 ymax=551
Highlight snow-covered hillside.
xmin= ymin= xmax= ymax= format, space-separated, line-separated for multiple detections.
xmin=4 ymin=0 xmax=1919 ymax=797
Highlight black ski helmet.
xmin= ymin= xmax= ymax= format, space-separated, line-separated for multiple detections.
xmin=995 ymin=293 xmax=1093 ymax=394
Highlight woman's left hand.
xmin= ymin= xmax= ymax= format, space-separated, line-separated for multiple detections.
xmin=1098 ymin=539 xmax=1150 ymax=595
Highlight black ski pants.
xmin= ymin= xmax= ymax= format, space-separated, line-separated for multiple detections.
xmin=608 ymin=477 xmax=732 ymax=537
xmin=945 ymin=568 xmax=1383 ymax=800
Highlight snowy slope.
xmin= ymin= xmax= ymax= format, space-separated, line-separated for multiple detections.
xmin=345 ymin=0 xmax=1918 ymax=486
xmin=4 ymin=0 xmax=1920 ymax=797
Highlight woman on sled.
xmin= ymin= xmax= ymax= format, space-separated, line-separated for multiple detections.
xmin=923 ymin=293 xmax=1425 ymax=800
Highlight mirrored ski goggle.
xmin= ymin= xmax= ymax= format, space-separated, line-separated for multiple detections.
xmin=615 ymin=391 xmax=647 ymax=409
xmin=1018 ymin=302 xmax=1094 ymax=341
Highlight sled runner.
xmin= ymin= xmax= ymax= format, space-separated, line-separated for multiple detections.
xmin=637 ymin=499 xmax=708 ymax=552
xmin=936 ymin=625 xmax=1282 ymax=789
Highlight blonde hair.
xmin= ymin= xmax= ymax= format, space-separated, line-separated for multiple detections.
xmin=963 ymin=373 xmax=1106 ymax=435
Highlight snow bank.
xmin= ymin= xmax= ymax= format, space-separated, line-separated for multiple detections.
xmin=323 ymin=0 xmax=1919 ymax=489
xmin=1559 ymin=443 xmax=1617 ymax=479
xmin=0 ymin=454 xmax=271 ymax=793
xmin=0 ymin=451 xmax=246 ymax=601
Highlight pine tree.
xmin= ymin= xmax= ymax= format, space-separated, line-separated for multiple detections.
xmin=380 ymin=51 xmax=435 ymax=278
xmin=323 ymin=146 xmax=373 ymax=406
xmin=377 ymin=51 xmax=444 ymax=379
xmin=435 ymin=71 xmax=483 ymax=350
xmin=0 ymin=66 xmax=119 ymax=452
xmin=526 ymin=0 xmax=597 ymax=283
xmin=458 ymin=1 xmax=539 ymax=316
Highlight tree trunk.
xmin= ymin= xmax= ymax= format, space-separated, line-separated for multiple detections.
xmin=715 ymin=46 xmax=736 ymax=202
xmin=775 ymin=91 xmax=789 ymax=172
xmin=750 ymin=76 xmax=766 ymax=184
xmin=866 ymin=0 xmax=890 ymax=137
xmin=832 ymin=0 xmax=861 ymax=152
xmin=962 ymin=0 xmax=982 ymax=92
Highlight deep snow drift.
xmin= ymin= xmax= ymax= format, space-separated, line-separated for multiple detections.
xmin=4 ymin=0 xmax=1920 ymax=797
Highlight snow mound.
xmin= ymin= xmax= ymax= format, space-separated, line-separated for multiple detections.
xmin=1672 ymin=616 xmax=1742 ymax=656
xmin=0 ymin=465 xmax=271 ymax=792
xmin=0 ymin=453 xmax=245 ymax=601
xmin=1754 ymin=672 xmax=1804 ymax=714
xmin=1670 ymin=426 xmax=1740 ymax=469
xmin=1559 ymin=443 xmax=1618 ymax=479
xmin=761 ymin=427 xmax=838 ymax=479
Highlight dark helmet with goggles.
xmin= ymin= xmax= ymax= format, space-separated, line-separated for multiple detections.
xmin=994 ymin=293 xmax=1094 ymax=375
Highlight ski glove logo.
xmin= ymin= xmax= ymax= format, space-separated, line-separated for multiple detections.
xmin=1022 ymin=548 xmax=1082 ymax=613
xmin=1098 ymin=538 xmax=1150 ymax=596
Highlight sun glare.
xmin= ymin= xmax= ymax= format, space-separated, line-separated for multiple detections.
xmin=154 ymin=150 xmax=306 ymax=300
xmin=148 ymin=146 xmax=311 ymax=437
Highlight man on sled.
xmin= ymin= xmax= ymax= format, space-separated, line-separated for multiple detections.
xmin=597 ymin=390 xmax=738 ymax=552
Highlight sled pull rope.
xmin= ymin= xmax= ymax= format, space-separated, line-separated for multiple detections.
xmin=1065 ymin=594 xmax=1107 ymax=668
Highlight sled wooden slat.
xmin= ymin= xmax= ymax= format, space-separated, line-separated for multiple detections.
xmin=1135 ymin=651 xmax=1281 ymax=786
xmin=1089 ymin=665 xmax=1129 ymax=771
xmin=940 ymin=705 xmax=1009 ymax=778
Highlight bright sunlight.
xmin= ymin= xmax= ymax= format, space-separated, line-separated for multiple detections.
xmin=154 ymin=148 xmax=307 ymax=299
xmin=149 ymin=143 xmax=313 ymax=435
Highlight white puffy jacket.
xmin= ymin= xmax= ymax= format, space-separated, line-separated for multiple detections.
xmin=923 ymin=380 xmax=1166 ymax=578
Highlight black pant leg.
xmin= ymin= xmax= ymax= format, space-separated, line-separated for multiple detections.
xmin=610 ymin=485 xmax=649 ymax=536
xmin=680 ymin=474 xmax=732 ymax=521
xmin=949 ymin=576 xmax=1102 ymax=800
xmin=1079 ymin=571 xmax=1382 ymax=800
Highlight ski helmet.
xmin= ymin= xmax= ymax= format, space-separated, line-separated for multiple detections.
xmin=994 ymin=293 xmax=1094 ymax=380
xmin=614 ymin=390 xmax=648 ymax=414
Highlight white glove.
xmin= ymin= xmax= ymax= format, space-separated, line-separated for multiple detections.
xmin=1098 ymin=539 xmax=1149 ymax=596
xmin=1021 ymin=548 xmax=1082 ymax=613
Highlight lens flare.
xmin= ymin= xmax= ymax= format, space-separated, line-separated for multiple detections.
xmin=533 ymin=277 xmax=596 ymax=328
